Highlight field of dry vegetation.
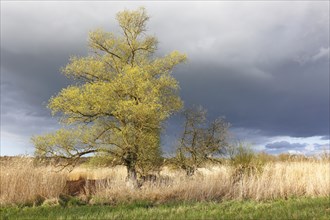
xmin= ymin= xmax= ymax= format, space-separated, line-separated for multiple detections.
xmin=1 ymin=155 xmax=329 ymax=207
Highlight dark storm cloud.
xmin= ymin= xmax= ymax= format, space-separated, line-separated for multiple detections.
xmin=163 ymin=1 xmax=329 ymax=138
xmin=1 ymin=78 xmax=60 ymax=155
xmin=175 ymin=57 xmax=329 ymax=138
xmin=1 ymin=1 xmax=329 ymax=155
xmin=1 ymin=49 xmax=70 ymax=109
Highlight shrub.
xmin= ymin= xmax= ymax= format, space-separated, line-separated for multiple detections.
xmin=228 ymin=143 xmax=265 ymax=182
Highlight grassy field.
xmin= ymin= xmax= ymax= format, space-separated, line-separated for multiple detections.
xmin=1 ymin=197 xmax=329 ymax=220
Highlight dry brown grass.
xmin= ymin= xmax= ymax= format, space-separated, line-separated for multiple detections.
xmin=0 ymin=157 xmax=67 ymax=205
xmin=0 ymin=157 xmax=329 ymax=206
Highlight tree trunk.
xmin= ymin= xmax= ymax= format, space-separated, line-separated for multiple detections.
xmin=126 ymin=166 xmax=139 ymax=188
xmin=186 ymin=166 xmax=195 ymax=176
xmin=123 ymin=151 xmax=139 ymax=188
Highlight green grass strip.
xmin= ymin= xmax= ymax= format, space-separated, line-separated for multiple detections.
xmin=1 ymin=197 xmax=329 ymax=220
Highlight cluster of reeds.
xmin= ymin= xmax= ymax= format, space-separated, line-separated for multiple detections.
xmin=0 ymin=156 xmax=329 ymax=206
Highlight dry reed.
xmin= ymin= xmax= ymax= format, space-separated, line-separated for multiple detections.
xmin=0 ymin=157 xmax=67 ymax=205
xmin=0 ymin=157 xmax=329 ymax=206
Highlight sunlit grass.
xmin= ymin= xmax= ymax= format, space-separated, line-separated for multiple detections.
xmin=1 ymin=156 xmax=329 ymax=206
xmin=1 ymin=197 xmax=329 ymax=220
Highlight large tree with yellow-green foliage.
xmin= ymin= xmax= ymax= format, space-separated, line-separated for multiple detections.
xmin=32 ymin=7 xmax=186 ymax=187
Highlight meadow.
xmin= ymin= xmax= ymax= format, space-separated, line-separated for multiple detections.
xmin=1 ymin=156 xmax=329 ymax=219
xmin=2 ymin=197 xmax=329 ymax=220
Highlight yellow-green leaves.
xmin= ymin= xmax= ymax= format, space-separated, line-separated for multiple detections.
xmin=32 ymin=127 xmax=96 ymax=158
xmin=116 ymin=7 xmax=149 ymax=38
xmin=50 ymin=64 xmax=183 ymax=125
xmin=62 ymin=56 xmax=110 ymax=82
xmin=33 ymin=8 xmax=187 ymax=175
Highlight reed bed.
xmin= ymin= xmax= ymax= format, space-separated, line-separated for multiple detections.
xmin=0 ymin=157 xmax=329 ymax=206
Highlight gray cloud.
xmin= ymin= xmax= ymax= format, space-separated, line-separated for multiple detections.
xmin=1 ymin=1 xmax=329 ymax=155
xmin=265 ymin=141 xmax=307 ymax=150
xmin=1 ymin=74 xmax=60 ymax=155
xmin=175 ymin=59 xmax=329 ymax=137
xmin=264 ymin=139 xmax=329 ymax=155
xmin=1 ymin=49 xmax=70 ymax=108
xmin=320 ymin=136 xmax=330 ymax=140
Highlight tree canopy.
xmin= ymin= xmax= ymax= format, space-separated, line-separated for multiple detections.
xmin=32 ymin=7 xmax=186 ymax=186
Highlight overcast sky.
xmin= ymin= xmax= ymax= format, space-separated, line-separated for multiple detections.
xmin=1 ymin=1 xmax=329 ymax=156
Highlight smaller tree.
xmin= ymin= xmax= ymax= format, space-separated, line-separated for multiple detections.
xmin=174 ymin=106 xmax=230 ymax=176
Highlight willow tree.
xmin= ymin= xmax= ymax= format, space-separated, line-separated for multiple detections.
xmin=32 ymin=8 xmax=186 ymax=187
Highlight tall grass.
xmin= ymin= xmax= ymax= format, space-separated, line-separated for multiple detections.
xmin=0 ymin=156 xmax=329 ymax=206
xmin=0 ymin=157 xmax=67 ymax=205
